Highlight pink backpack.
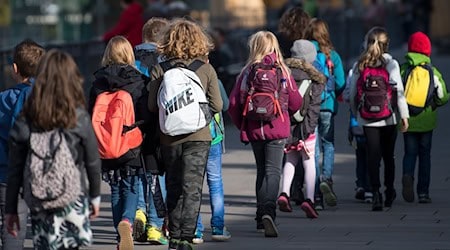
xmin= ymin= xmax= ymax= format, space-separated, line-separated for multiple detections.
xmin=356 ymin=67 xmax=394 ymax=121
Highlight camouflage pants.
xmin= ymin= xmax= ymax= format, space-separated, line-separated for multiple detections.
xmin=161 ymin=141 xmax=210 ymax=242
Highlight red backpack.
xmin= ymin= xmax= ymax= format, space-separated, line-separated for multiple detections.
xmin=241 ymin=63 xmax=287 ymax=122
xmin=356 ymin=67 xmax=394 ymax=121
xmin=91 ymin=90 xmax=143 ymax=166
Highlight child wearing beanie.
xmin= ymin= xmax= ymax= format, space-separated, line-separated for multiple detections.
xmin=277 ymin=39 xmax=326 ymax=218
xmin=400 ymin=31 xmax=449 ymax=204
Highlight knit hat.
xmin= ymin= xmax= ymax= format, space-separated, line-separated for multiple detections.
xmin=290 ymin=39 xmax=317 ymax=63
xmin=408 ymin=31 xmax=431 ymax=56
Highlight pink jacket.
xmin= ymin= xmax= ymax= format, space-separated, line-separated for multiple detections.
xmin=228 ymin=54 xmax=302 ymax=142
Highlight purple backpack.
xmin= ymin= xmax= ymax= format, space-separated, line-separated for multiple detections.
xmin=242 ymin=63 xmax=287 ymax=122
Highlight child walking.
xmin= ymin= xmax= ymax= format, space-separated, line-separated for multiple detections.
xmin=5 ymin=49 xmax=102 ymax=250
xmin=349 ymin=27 xmax=410 ymax=211
xmin=304 ymin=18 xmax=346 ymax=210
xmin=400 ymin=31 xmax=449 ymax=203
xmin=0 ymin=39 xmax=45 ymax=250
xmin=228 ymin=31 xmax=302 ymax=237
xmin=146 ymin=18 xmax=223 ymax=250
xmin=277 ymin=39 xmax=326 ymax=218
xmin=89 ymin=35 xmax=150 ymax=250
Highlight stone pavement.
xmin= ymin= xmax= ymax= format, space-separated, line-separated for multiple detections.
xmin=21 ymin=51 xmax=450 ymax=249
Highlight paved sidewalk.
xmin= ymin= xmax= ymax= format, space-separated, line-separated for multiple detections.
xmin=21 ymin=52 xmax=450 ymax=249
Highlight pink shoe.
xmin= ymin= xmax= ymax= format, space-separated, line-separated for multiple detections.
xmin=300 ymin=199 xmax=319 ymax=218
xmin=277 ymin=193 xmax=292 ymax=212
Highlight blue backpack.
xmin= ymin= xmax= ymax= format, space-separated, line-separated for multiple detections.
xmin=316 ymin=51 xmax=335 ymax=103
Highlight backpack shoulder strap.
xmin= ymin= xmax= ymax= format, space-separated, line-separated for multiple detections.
xmin=160 ymin=61 xmax=173 ymax=73
xmin=187 ymin=60 xmax=205 ymax=72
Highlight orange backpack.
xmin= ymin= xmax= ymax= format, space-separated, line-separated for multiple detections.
xmin=91 ymin=90 xmax=143 ymax=165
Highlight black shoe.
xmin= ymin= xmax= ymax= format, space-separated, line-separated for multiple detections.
xmin=372 ymin=191 xmax=383 ymax=211
xmin=255 ymin=218 xmax=264 ymax=233
xmin=384 ymin=189 xmax=397 ymax=207
xmin=418 ymin=193 xmax=432 ymax=203
xmin=402 ymin=175 xmax=414 ymax=202
xmin=355 ymin=187 xmax=365 ymax=201
xmin=314 ymin=195 xmax=324 ymax=211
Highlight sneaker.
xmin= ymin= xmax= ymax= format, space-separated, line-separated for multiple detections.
xmin=418 ymin=194 xmax=432 ymax=203
xmin=300 ymin=199 xmax=319 ymax=218
xmin=402 ymin=175 xmax=414 ymax=202
xmin=192 ymin=229 xmax=203 ymax=244
xmin=133 ymin=209 xmax=147 ymax=242
xmin=211 ymin=226 xmax=231 ymax=241
xmin=178 ymin=240 xmax=194 ymax=250
xmin=384 ymin=189 xmax=397 ymax=207
xmin=314 ymin=196 xmax=324 ymax=211
xmin=372 ymin=192 xmax=383 ymax=211
xmin=262 ymin=215 xmax=278 ymax=237
xmin=364 ymin=192 xmax=373 ymax=203
xmin=320 ymin=179 xmax=337 ymax=207
xmin=146 ymin=226 xmax=168 ymax=245
xmin=256 ymin=219 xmax=264 ymax=233
xmin=169 ymin=239 xmax=180 ymax=250
xmin=277 ymin=192 xmax=292 ymax=212
xmin=355 ymin=187 xmax=365 ymax=201
xmin=118 ymin=220 xmax=133 ymax=250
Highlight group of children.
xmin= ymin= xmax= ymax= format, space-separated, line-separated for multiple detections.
xmin=229 ymin=6 xmax=448 ymax=239
xmin=0 ymin=6 xmax=448 ymax=250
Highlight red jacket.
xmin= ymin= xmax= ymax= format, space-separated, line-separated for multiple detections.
xmin=103 ymin=2 xmax=144 ymax=47
xmin=228 ymin=54 xmax=302 ymax=142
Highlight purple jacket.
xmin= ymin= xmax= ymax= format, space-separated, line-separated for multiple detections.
xmin=228 ymin=54 xmax=302 ymax=142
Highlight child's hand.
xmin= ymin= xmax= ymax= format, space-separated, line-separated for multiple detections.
xmin=400 ymin=118 xmax=409 ymax=132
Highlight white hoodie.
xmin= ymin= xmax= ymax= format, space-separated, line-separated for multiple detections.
xmin=349 ymin=53 xmax=409 ymax=127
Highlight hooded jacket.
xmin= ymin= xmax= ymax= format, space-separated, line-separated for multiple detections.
xmin=228 ymin=53 xmax=302 ymax=142
xmin=400 ymin=52 xmax=449 ymax=132
xmin=349 ymin=53 xmax=410 ymax=127
xmin=89 ymin=64 xmax=150 ymax=167
xmin=285 ymin=57 xmax=326 ymax=139
xmin=103 ymin=2 xmax=144 ymax=47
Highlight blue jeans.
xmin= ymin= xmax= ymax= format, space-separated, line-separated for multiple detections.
xmin=402 ymin=131 xmax=433 ymax=195
xmin=137 ymin=173 xmax=167 ymax=228
xmin=196 ymin=143 xmax=224 ymax=232
xmin=110 ymin=174 xmax=140 ymax=230
xmin=355 ymin=135 xmax=370 ymax=190
xmin=315 ymin=111 xmax=335 ymax=191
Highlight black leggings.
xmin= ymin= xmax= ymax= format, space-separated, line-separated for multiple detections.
xmin=364 ymin=125 xmax=397 ymax=192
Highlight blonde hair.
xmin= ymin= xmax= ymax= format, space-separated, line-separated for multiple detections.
xmin=142 ymin=17 xmax=169 ymax=43
xmin=357 ymin=26 xmax=389 ymax=72
xmin=157 ymin=18 xmax=213 ymax=60
xmin=241 ymin=31 xmax=291 ymax=80
xmin=101 ymin=36 xmax=135 ymax=66
xmin=304 ymin=18 xmax=333 ymax=58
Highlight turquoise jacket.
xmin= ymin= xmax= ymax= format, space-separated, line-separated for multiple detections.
xmin=311 ymin=40 xmax=345 ymax=114
xmin=400 ymin=52 xmax=449 ymax=132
